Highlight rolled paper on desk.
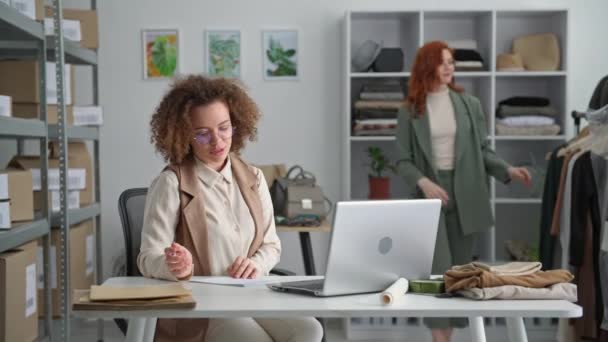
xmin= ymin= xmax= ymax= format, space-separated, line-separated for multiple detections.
xmin=381 ymin=278 xmax=409 ymax=305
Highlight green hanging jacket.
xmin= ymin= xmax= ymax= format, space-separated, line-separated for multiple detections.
xmin=395 ymin=90 xmax=512 ymax=234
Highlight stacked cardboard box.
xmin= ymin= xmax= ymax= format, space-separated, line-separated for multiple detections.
xmin=45 ymin=7 xmax=98 ymax=49
xmin=36 ymin=220 xmax=95 ymax=317
xmin=0 ymin=169 xmax=34 ymax=229
xmin=0 ymin=61 xmax=74 ymax=125
xmin=0 ymin=241 xmax=38 ymax=342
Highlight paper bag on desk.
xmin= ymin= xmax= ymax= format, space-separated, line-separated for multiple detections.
xmin=72 ymin=283 xmax=195 ymax=311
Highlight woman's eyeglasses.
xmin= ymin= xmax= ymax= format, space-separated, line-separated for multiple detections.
xmin=193 ymin=125 xmax=235 ymax=145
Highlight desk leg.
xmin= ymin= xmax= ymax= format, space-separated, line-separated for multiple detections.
xmin=299 ymin=232 xmax=316 ymax=276
xmin=469 ymin=317 xmax=486 ymax=342
xmin=506 ymin=317 xmax=528 ymax=342
xmin=143 ymin=318 xmax=157 ymax=342
xmin=125 ymin=318 xmax=147 ymax=342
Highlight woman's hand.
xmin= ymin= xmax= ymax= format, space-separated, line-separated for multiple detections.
xmin=227 ymin=256 xmax=259 ymax=279
xmin=508 ymin=167 xmax=532 ymax=186
xmin=164 ymin=242 xmax=193 ymax=279
xmin=417 ymin=177 xmax=449 ymax=206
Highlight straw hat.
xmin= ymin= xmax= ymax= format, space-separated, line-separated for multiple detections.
xmin=351 ymin=40 xmax=382 ymax=72
xmin=513 ymin=33 xmax=560 ymax=71
xmin=497 ymin=53 xmax=524 ymax=71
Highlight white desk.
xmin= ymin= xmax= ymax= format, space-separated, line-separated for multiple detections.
xmin=73 ymin=276 xmax=582 ymax=342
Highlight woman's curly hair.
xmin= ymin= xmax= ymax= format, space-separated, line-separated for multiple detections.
xmin=150 ymin=75 xmax=261 ymax=164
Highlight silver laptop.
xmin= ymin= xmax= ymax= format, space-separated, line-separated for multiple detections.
xmin=269 ymin=199 xmax=441 ymax=297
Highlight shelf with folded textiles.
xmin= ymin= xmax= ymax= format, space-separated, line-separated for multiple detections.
xmin=349 ymin=136 xmax=396 ymax=141
xmin=350 ymin=77 xmax=406 ymax=139
xmin=350 ymin=72 xmax=410 ymax=78
xmin=493 ymin=135 xmax=566 ymax=141
xmin=495 ymin=71 xmax=567 ymax=77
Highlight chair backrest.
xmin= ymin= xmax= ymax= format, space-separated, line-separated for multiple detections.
xmin=117 ymin=188 xmax=148 ymax=276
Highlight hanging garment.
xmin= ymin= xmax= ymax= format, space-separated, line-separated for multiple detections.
xmin=540 ymin=145 xmax=566 ymax=270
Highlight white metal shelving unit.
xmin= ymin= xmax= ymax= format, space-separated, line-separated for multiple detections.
xmin=344 ymin=8 xmax=568 ymax=339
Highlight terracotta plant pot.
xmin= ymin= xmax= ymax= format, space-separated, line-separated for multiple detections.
xmin=369 ymin=176 xmax=390 ymax=199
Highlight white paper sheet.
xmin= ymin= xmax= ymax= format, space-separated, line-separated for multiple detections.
xmin=189 ymin=276 xmax=285 ymax=287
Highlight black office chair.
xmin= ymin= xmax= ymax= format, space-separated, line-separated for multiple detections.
xmin=114 ymin=187 xmax=295 ymax=336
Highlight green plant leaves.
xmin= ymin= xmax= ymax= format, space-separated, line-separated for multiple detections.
xmin=152 ymin=36 xmax=177 ymax=76
xmin=266 ymin=37 xmax=297 ymax=76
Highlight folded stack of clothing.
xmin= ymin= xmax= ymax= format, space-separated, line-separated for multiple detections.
xmin=447 ymin=39 xmax=485 ymax=71
xmin=443 ymin=261 xmax=577 ymax=301
xmin=496 ymin=96 xmax=561 ymax=135
xmin=353 ymin=81 xmax=405 ymax=136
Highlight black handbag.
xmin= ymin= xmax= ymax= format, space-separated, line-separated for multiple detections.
xmin=372 ymin=48 xmax=404 ymax=72
xmin=270 ymin=165 xmax=330 ymax=219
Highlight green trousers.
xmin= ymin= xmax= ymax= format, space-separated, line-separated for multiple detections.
xmin=424 ymin=170 xmax=477 ymax=329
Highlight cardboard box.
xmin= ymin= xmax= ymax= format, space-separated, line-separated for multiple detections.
xmin=43 ymin=18 xmax=81 ymax=42
xmin=36 ymin=220 xmax=94 ymax=317
xmin=0 ymin=169 xmax=34 ymax=222
xmin=11 ymin=0 xmax=44 ymax=21
xmin=0 ymin=95 xmax=10 ymax=117
xmin=0 ymin=202 xmax=9 ymax=229
xmin=73 ymin=106 xmax=103 ymax=126
xmin=50 ymin=142 xmax=93 ymax=205
xmin=12 ymin=103 xmax=74 ymax=125
xmin=0 ymin=241 xmax=38 ymax=342
xmin=33 ymin=190 xmax=80 ymax=212
xmin=45 ymin=7 xmax=98 ymax=49
xmin=0 ymin=61 xmax=73 ymax=105
xmin=7 ymin=156 xmax=86 ymax=191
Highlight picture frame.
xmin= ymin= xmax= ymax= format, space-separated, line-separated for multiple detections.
xmin=262 ymin=29 xmax=299 ymax=81
xmin=142 ymin=28 xmax=179 ymax=80
xmin=205 ymin=29 xmax=241 ymax=78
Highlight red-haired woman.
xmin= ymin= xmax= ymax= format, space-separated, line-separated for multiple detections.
xmin=396 ymin=41 xmax=531 ymax=341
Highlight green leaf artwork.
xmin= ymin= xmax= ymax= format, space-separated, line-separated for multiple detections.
xmin=265 ymin=35 xmax=297 ymax=77
xmin=148 ymin=33 xmax=177 ymax=77
xmin=208 ymin=32 xmax=240 ymax=77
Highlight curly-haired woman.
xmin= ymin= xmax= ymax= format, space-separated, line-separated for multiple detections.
xmin=396 ymin=41 xmax=531 ymax=342
xmin=139 ymin=75 xmax=323 ymax=342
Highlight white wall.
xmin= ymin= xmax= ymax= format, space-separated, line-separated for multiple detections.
xmin=88 ymin=0 xmax=608 ymax=278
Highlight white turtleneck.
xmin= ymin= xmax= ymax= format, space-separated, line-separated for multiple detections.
xmin=427 ymin=85 xmax=456 ymax=170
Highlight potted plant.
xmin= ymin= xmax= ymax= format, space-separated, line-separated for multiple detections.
xmin=366 ymin=146 xmax=399 ymax=199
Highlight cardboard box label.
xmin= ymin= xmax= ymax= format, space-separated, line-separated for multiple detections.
xmin=86 ymin=234 xmax=94 ymax=275
xmin=73 ymin=106 xmax=103 ymax=126
xmin=44 ymin=18 xmax=82 ymax=42
xmin=0 ymin=174 xmax=7 ymax=200
xmin=26 ymin=263 xmax=37 ymax=317
xmin=31 ymin=168 xmax=86 ymax=191
xmin=46 ymin=62 xmax=72 ymax=105
xmin=0 ymin=94 xmax=10 ymax=117
xmin=37 ymin=246 xmax=57 ymax=289
xmin=50 ymin=190 xmax=80 ymax=212
xmin=0 ymin=201 xmax=10 ymax=229
xmin=12 ymin=0 xmax=36 ymax=20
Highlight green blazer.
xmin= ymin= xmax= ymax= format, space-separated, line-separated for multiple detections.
xmin=395 ymin=90 xmax=511 ymax=234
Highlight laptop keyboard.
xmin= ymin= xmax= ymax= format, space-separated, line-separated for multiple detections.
xmin=282 ymin=279 xmax=325 ymax=290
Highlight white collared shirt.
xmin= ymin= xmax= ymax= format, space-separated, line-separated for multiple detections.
xmin=137 ymin=156 xmax=281 ymax=280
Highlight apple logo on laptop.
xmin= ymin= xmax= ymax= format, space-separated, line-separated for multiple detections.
xmin=378 ymin=237 xmax=393 ymax=255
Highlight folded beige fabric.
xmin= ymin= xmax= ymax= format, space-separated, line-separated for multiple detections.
xmin=495 ymin=123 xmax=561 ymax=136
xmin=471 ymin=261 xmax=542 ymax=276
xmin=354 ymin=100 xmax=403 ymax=110
xmin=444 ymin=267 xmax=574 ymax=293
xmin=457 ymin=282 xmax=577 ymax=302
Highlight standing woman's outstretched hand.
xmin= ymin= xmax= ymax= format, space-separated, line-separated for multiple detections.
xmin=508 ymin=166 xmax=532 ymax=187
xmin=164 ymin=242 xmax=193 ymax=279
